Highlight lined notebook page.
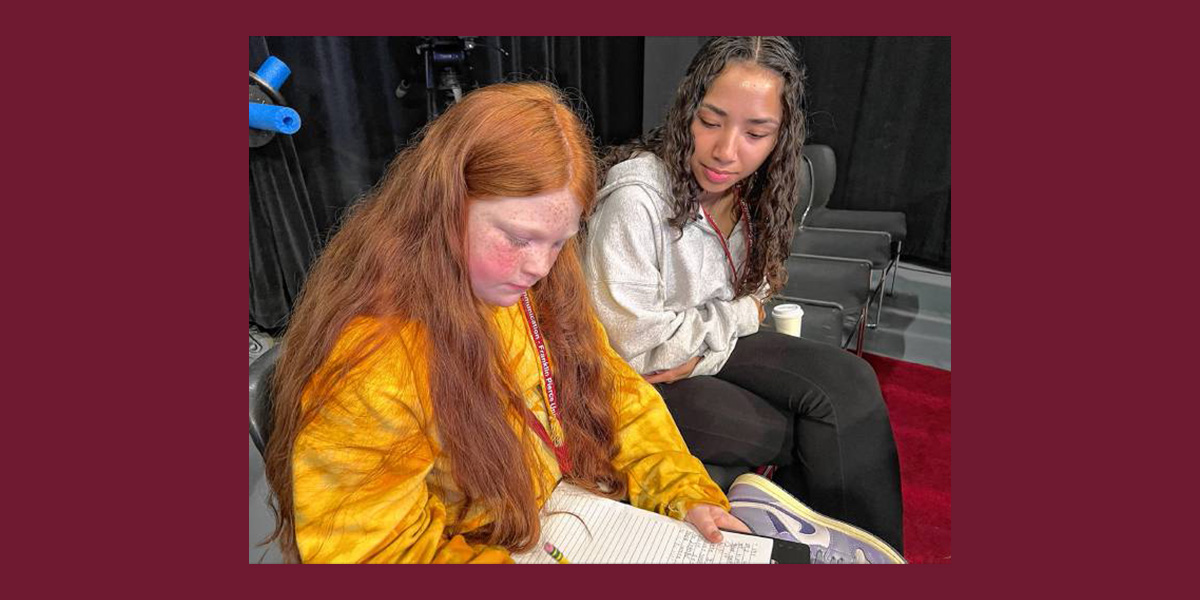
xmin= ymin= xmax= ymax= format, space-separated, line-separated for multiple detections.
xmin=512 ymin=483 xmax=772 ymax=564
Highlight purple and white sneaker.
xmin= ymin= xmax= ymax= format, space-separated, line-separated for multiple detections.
xmin=728 ymin=473 xmax=905 ymax=564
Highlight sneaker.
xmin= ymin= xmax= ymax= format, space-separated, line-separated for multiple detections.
xmin=728 ymin=473 xmax=905 ymax=564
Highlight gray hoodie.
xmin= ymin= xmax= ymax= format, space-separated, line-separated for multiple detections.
xmin=584 ymin=153 xmax=763 ymax=377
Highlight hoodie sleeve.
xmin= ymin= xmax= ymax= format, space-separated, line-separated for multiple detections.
xmin=585 ymin=184 xmax=760 ymax=377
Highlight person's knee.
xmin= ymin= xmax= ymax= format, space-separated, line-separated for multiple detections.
xmin=812 ymin=344 xmax=877 ymax=387
xmin=845 ymin=353 xmax=879 ymax=388
xmin=821 ymin=351 xmax=890 ymax=419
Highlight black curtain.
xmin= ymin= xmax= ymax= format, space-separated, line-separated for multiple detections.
xmin=483 ymin=37 xmax=644 ymax=145
xmin=795 ymin=36 xmax=951 ymax=271
xmin=250 ymin=37 xmax=322 ymax=333
xmin=249 ymin=36 xmax=643 ymax=333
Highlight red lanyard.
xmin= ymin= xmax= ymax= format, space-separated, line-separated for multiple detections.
xmin=517 ymin=292 xmax=572 ymax=475
xmin=700 ymin=194 xmax=755 ymax=286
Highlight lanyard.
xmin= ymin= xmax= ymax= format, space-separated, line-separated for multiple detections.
xmin=517 ymin=292 xmax=572 ymax=475
xmin=700 ymin=193 xmax=755 ymax=287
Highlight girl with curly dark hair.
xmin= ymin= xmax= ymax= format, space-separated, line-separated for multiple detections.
xmin=585 ymin=37 xmax=903 ymax=553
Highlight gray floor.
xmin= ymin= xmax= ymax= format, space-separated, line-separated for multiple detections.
xmin=247 ymin=261 xmax=950 ymax=563
xmin=865 ymin=262 xmax=951 ymax=370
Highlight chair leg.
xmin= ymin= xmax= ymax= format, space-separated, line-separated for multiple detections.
xmin=870 ymin=258 xmax=893 ymax=328
xmin=843 ymin=305 xmax=869 ymax=355
xmin=887 ymin=241 xmax=902 ymax=297
xmin=868 ymin=278 xmax=883 ymax=329
xmin=855 ymin=305 xmax=867 ymax=356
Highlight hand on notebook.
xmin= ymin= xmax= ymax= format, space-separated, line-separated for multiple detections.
xmin=685 ymin=504 xmax=752 ymax=543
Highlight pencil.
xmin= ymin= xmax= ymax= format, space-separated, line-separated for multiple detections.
xmin=543 ymin=542 xmax=571 ymax=564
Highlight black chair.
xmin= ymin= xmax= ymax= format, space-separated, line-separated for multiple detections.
xmin=780 ymin=253 xmax=872 ymax=355
xmin=250 ymin=344 xmax=281 ymax=457
xmin=791 ymin=224 xmax=889 ymax=331
xmin=800 ymin=144 xmax=908 ymax=326
xmin=763 ymin=296 xmax=845 ymax=349
xmin=804 ymin=143 xmax=907 ymax=260
xmin=770 ymin=148 xmax=879 ymax=354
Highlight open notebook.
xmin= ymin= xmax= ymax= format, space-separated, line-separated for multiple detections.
xmin=511 ymin=482 xmax=773 ymax=564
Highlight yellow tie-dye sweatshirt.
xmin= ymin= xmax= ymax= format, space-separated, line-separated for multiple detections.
xmin=291 ymin=300 xmax=728 ymax=563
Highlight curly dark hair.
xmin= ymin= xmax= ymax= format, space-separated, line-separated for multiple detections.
xmin=603 ymin=36 xmax=807 ymax=298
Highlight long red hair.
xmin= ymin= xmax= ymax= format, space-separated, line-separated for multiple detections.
xmin=263 ymin=82 xmax=627 ymax=562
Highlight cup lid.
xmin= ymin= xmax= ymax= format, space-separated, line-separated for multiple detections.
xmin=772 ymin=303 xmax=804 ymax=316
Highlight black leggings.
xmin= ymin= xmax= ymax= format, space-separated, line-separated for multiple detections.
xmin=656 ymin=331 xmax=903 ymax=553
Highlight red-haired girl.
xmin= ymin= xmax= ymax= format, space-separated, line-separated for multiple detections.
xmin=263 ymin=82 xmax=747 ymax=563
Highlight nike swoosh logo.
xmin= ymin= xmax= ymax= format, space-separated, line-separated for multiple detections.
xmin=737 ymin=498 xmax=817 ymax=535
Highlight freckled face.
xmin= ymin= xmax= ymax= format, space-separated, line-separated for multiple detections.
xmin=465 ymin=188 xmax=582 ymax=307
xmin=689 ymin=62 xmax=784 ymax=195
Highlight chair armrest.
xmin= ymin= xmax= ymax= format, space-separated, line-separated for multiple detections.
xmin=808 ymin=208 xmax=907 ymax=244
xmin=792 ymin=226 xmax=892 ymax=269
xmin=764 ymin=296 xmax=846 ymax=347
xmin=783 ymin=253 xmax=872 ymax=311
xmin=773 ymin=296 xmax=845 ymax=312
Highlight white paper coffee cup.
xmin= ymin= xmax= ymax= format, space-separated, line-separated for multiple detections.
xmin=772 ymin=303 xmax=804 ymax=337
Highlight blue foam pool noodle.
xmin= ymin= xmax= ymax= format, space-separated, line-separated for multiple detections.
xmin=249 ymin=103 xmax=301 ymax=134
xmin=255 ymin=56 xmax=291 ymax=91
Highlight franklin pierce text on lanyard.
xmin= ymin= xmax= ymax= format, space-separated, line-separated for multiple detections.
xmin=517 ymin=292 xmax=572 ymax=474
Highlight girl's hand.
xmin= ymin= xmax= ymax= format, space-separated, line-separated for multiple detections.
xmin=644 ymin=356 xmax=702 ymax=384
xmin=684 ymin=504 xmax=752 ymax=543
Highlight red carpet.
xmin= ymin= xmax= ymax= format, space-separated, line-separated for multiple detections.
xmin=863 ymin=353 xmax=952 ymax=564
